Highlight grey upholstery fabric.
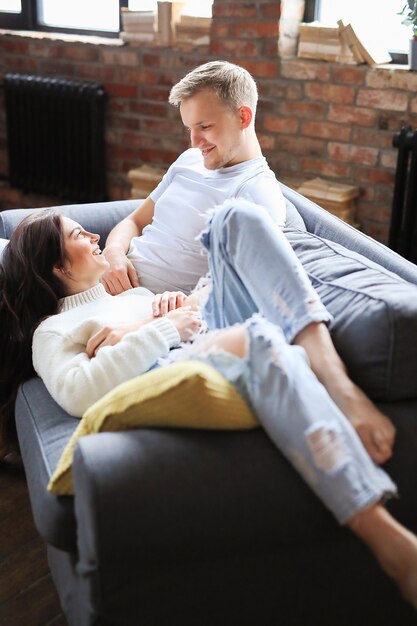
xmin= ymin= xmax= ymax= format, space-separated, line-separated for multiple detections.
xmin=5 ymin=189 xmax=417 ymax=626
xmin=0 ymin=198 xmax=140 ymax=242
xmin=281 ymin=183 xmax=417 ymax=285
xmin=0 ymin=237 xmax=7 ymax=259
xmin=16 ymin=378 xmax=79 ymax=550
xmin=286 ymin=229 xmax=417 ymax=401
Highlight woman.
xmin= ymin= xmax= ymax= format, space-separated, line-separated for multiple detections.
xmin=1 ymin=203 xmax=417 ymax=609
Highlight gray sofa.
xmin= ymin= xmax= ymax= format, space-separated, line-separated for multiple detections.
xmin=1 ymin=185 xmax=417 ymax=626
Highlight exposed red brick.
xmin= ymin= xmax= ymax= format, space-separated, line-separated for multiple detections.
xmin=330 ymin=65 xmax=366 ymax=85
xmin=105 ymin=83 xmax=138 ymax=98
xmin=277 ymin=136 xmax=326 ymax=157
xmin=138 ymin=148 xmax=179 ymax=165
xmin=5 ymin=56 xmax=40 ymax=72
xmin=263 ymin=116 xmax=299 ymax=134
xmin=141 ymin=119 xmax=183 ymax=134
xmin=78 ymin=64 xmax=116 ymax=81
xmin=130 ymin=101 xmax=167 ymax=117
xmin=300 ymin=158 xmax=352 ymax=178
xmin=213 ymin=4 xmax=257 ymax=18
xmin=286 ymin=84 xmax=303 ymax=100
xmin=279 ymin=101 xmax=327 ymax=120
xmin=40 ymin=60 xmax=77 ymax=76
xmin=328 ymin=104 xmax=377 ymax=127
xmin=0 ymin=39 xmax=29 ymax=54
xmin=261 ymin=3 xmax=281 ymax=18
xmin=101 ymin=49 xmax=139 ymax=66
xmin=366 ymin=68 xmax=417 ymax=91
xmin=352 ymin=128 xmax=393 ymax=149
xmin=210 ymin=40 xmax=259 ymax=57
xmin=357 ymin=88 xmax=408 ymax=111
xmin=231 ymin=22 xmax=278 ymax=39
xmin=27 ymin=42 xmax=60 ymax=58
xmin=117 ymin=68 xmax=158 ymax=84
xmin=258 ymin=134 xmax=276 ymax=151
xmin=211 ymin=22 xmax=230 ymax=38
xmin=262 ymin=39 xmax=279 ymax=57
xmin=60 ymin=45 xmax=100 ymax=62
xmin=355 ymin=166 xmax=395 ymax=185
xmin=141 ymin=86 xmax=171 ymax=101
xmin=109 ymin=115 xmax=140 ymax=131
xmin=380 ymin=150 xmax=397 ymax=169
xmin=301 ymin=121 xmax=351 ymax=142
xmin=111 ymin=145 xmax=139 ymax=160
xmin=305 ymin=83 xmax=355 ymax=104
xmin=280 ymin=59 xmax=330 ymax=82
xmin=239 ymin=60 xmax=278 ymax=78
xmin=328 ymin=143 xmax=378 ymax=166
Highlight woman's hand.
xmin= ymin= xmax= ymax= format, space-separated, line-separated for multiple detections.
xmin=165 ymin=307 xmax=202 ymax=342
xmin=152 ymin=291 xmax=187 ymax=316
xmin=86 ymin=318 xmax=153 ymax=358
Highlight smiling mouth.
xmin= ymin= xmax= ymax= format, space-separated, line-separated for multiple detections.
xmin=201 ymin=146 xmax=214 ymax=157
xmin=92 ymin=248 xmax=102 ymax=256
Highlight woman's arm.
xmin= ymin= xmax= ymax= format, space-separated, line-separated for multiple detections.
xmin=32 ymin=318 xmax=179 ymax=417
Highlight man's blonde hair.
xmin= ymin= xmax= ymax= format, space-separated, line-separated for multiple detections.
xmin=169 ymin=60 xmax=258 ymax=114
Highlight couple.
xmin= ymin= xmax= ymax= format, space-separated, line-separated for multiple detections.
xmin=1 ymin=60 xmax=417 ymax=608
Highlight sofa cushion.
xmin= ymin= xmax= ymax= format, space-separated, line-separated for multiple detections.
xmin=285 ymin=229 xmax=417 ymax=401
xmin=49 ymin=361 xmax=258 ymax=495
xmin=0 ymin=237 xmax=8 ymax=262
xmin=284 ymin=198 xmax=306 ymax=231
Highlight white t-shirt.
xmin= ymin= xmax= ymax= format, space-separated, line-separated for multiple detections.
xmin=127 ymin=148 xmax=286 ymax=294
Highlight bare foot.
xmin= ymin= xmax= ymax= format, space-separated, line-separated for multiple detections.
xmin=326 ymin=377 xmax=396 ymax=465
xmin=294 ymin=322 xmax=396 ymax=464
xmin=349 ymin=505 xmax=417 ymax=610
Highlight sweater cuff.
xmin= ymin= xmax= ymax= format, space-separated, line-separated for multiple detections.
xmin=151 ymin=317 xmax=181 ymax=348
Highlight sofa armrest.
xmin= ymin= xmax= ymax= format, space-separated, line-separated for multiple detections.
xmin=0 ymin=198 xmax=142 ymax=242
xmin=72 ymin=429 xmax=336 ymax=570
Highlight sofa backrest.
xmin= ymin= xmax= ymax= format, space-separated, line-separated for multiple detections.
xmin=281 ymin=184 xmax=417 ymax=287
xmin=0 ymin=198 xmax=140 ymax=242
xmin=1 ymin=189 xmax=417 ymax=286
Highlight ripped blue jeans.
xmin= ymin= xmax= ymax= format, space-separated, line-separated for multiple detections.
xmin=182 ymin=199 xmax=397 ymax=524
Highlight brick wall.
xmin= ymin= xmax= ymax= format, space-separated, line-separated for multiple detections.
xmin=0 ymin=0 xmax=416 ymax=242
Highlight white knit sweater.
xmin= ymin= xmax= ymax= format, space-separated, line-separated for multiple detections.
xmin=32 ymin=284 xmax=180 ymax=417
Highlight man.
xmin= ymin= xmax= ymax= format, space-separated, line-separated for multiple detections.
xmin=100 ymin=60 xmax=395 ymax=466
xmin=102 ymin=60 xmax=303 ymax=296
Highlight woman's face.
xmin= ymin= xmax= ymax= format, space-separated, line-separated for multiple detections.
xmin=56 ymin=217 xmax=109 ymax=294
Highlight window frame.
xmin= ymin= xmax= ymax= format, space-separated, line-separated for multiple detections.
xmin=303 ymin=0 xmax=407 ymax=64
xmin=0 ymin=0 xmax=129 ymax=38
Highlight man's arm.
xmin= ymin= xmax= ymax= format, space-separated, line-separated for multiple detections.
xmin=102 ymin=195 xmax=155 ymax=295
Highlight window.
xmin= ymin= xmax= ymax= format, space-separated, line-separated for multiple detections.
xmin=0 ymin=0 xmax=213 ymax=37
xmin=0 ymin=0 xmax=128 ymax=35
xmin=305 ymin=0 xmax=410 ymax=61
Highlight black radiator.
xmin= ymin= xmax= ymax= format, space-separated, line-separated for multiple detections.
xmin=4 ymin=73 xmax=107 ymax=202
xmin=388 ymin=125 xmax=417 ymax=263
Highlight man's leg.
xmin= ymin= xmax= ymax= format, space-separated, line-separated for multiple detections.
xmin=200 ymin=199 xmax=395 ymax=463
xmin=187 ymin=319 xmax=417 ymax=610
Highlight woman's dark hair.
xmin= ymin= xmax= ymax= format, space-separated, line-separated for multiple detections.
xmin=0 ymin=209 xmax=68 ymax=454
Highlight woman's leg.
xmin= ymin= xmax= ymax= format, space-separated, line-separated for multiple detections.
xmin=187 ymin=319 xmax=417 ymax=609
xmin=200 ymin=199 xmax=395 ymax=463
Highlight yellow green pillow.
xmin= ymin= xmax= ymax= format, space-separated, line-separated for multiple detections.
xmin=48 ymin=361 xmax=258 ymax=495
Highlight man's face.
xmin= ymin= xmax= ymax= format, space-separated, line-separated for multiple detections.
xmin=180 ymin=89 xmax=246 ymax=170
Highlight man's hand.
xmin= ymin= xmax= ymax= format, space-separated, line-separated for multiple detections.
xmin=101 ymin=246 xmax=139 ymax=295
xmin=152 ymin=291 xmax=188 ymax=316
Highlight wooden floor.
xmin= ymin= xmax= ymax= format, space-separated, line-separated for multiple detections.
xmin=0 ymin=463 xmax=67 ymax=626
